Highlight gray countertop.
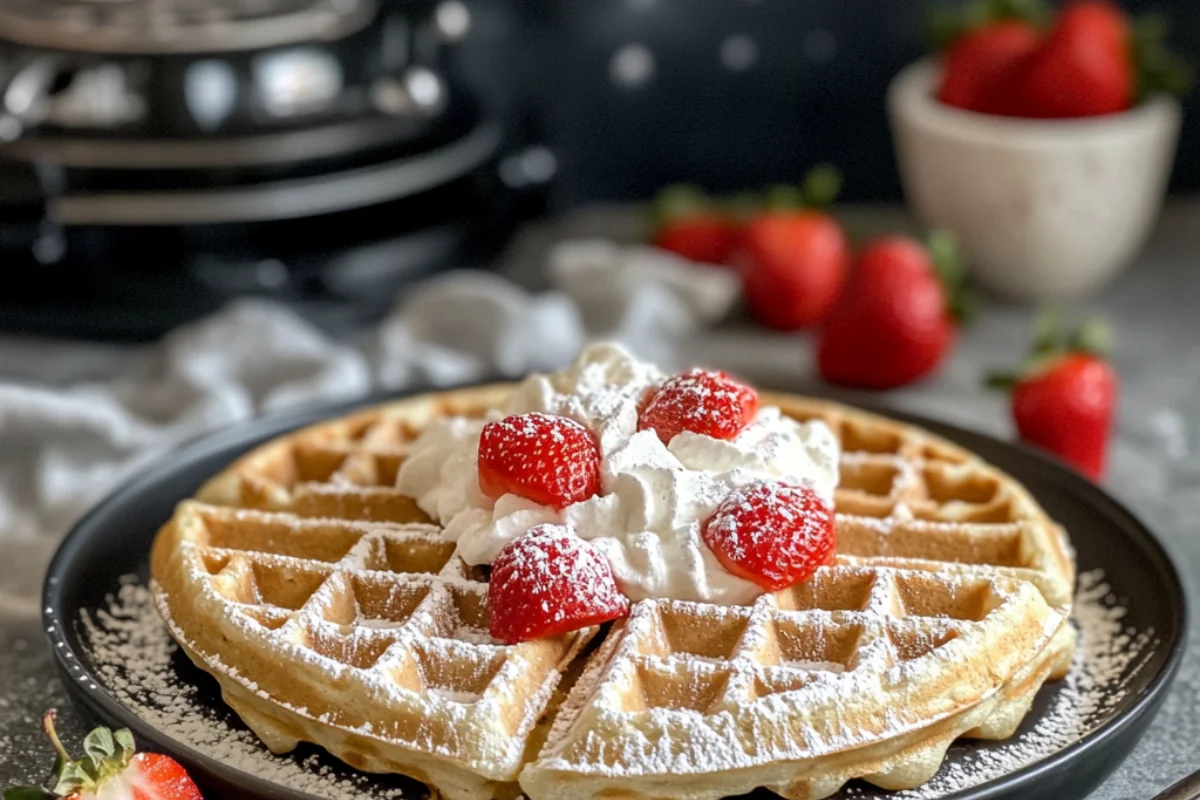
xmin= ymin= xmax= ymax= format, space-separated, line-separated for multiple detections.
xmin=2 ymin=202 xmax=1199 ymax=798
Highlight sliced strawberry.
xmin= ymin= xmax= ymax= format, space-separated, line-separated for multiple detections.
xmin=477 ymin=413 xmax=601 ymax=509
xmin=637 ymin=369 xmax=758 ymax=445
xmin=6 ymin=710 xmax=202 ymax=800
xmin=703 ymin=480 xmax=835 ymax=591
xmin=488 ymin=524 xmax=630 ymax=643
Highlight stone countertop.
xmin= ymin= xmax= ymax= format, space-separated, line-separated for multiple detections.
xmin=2 ymin=202 xmax=1199 ymax=798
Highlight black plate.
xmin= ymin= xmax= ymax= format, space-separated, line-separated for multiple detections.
xmin=42 ymin=391 xmax=1188 ymax=800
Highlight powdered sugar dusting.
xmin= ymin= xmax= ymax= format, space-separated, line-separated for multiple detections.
xmin=881 ymin=569 xmax=1155 ymax=799
xmin=80 ymin=578 xmax=414 ymax=799
xmin=77 ymin=568 xmax=1151 ymax=799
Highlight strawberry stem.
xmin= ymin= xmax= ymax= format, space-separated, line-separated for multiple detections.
xmin=1068 ymin=316 xmax=1114 ymax=357
xmin=800 ymin=163 xmax=842 ymax=210
xmin=41 ymin=711 xmax=71 ymax=766
xmin=927 ymin=0 xmax=1050 ymax=50
xmin=651 ymin=184 xmax=720 ymax=228
xmin=1131 ymin=12 xmax=1194 ymax=102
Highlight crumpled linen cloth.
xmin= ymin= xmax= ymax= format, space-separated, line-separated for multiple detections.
xmin=0 ymin=241 xmax=739 ymax=549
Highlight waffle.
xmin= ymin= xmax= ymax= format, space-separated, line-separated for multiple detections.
xmin=152 ymin=384 xmax=1076 ymax=800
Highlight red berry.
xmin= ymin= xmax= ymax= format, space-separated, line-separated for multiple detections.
xmin=817 ymin=236 xmax=957 ymax=390
xmin=938 ymin=21 xmax=1042 ymax=115
xmin=1007 ymin=1 xmax=1132 ymax=118
xmin=16 ymin=711 xmax=202 ymax=800
xmin=703 ymin=481 xmax=835 ymax=591
xmin=489 ymin=525 xmax=630 ymax=643
xmin=654 ymin=215 xmax=742 ymax=265
xmin=739 ymin=210 xmax=849 ymax=330
xmin=638 ymin=369 xmax=758 ymax=445
xmin=1012 ymin=353 xmax=1117 ymax=479
xmin=478 ymin=413 xmax=601 ymax=509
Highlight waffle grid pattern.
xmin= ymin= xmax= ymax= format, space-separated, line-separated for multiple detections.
xmin=155 ymin=385 xmax=1077 ymax=800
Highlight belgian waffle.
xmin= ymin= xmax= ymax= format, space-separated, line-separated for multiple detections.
xmin=152 ymin=384 xmax=1076 ymax=800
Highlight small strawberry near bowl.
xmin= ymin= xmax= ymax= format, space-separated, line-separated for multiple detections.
xmin=889 ymin=0 xmax=1189 ymax=302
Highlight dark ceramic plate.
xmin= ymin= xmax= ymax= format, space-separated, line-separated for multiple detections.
xmin=42 ymin=391 xmax=1187 ymax=800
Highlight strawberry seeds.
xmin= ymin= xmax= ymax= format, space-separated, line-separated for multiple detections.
xmin=478 ymin=369 xmax=836 ymax=644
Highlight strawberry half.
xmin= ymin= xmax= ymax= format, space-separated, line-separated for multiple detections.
xmin=5 ymin=710 xmax=202 ymax=800
xmin=702 ymin=480 xmax=835 ymax=591
xmin=477 ymin=413 xmax=601 ymax=509
xmin=989 ymin=313 xmax=1118 ymax=479
xmin=638 ymin=369 xmax=758 ymax=445
xmin=488 ymin=524 xmax=630 ymax=643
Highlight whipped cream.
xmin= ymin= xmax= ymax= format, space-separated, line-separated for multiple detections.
xmin=396 ymin=343 xmax=840 ymax=605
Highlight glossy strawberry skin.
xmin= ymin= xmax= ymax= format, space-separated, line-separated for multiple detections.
xmin=1011 ymin=353 xmax=1117 ymax=479
xmin=703 ymin=481 xmax=835 ymax=591
xmin=488 ymin=525 xmax=630 ymax=643
xmin=477 ymin=413 xmax=602 ymax=510
xmin=1007 ymin=0 xmax=1132 ymax=118
xmin=817 ymin=236 xmax=955 ymax=390
xmin=638 ymin=369 xmax=758 ymax=445
xmin=653 ymin=215 xmax=742 ymax=265
xmin=938 ymin=21 xmax=1043 ymax=114
xmin=740 ymin=211 xmax=849 ymax=330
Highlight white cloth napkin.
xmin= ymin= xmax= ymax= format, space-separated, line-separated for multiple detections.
xmin=0 ymin=242 xmax=740 ymax=547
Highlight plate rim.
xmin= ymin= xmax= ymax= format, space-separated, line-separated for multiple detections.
xmin=41 ymin=387 xmax=1190 ymax=800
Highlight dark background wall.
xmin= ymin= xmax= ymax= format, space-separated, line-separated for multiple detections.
xmin=449 ymin=0 xmax=1199 ymax=208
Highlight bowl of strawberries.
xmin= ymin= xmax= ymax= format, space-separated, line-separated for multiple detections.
xmin=888 ymin=0 xmax=1188 ymax=302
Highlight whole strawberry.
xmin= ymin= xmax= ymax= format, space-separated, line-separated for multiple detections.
xmin=990 ymin=314 xmax=1118 ymax=479
xmin=739 ymin=165 xmax=849 ymax=330
xmin=650 ymin=184 xmax=741 ymax=265
xmin=817 ymin=233 xmax=970 ymax=390
xmin=5 ymin=710 xmax=202 ymax=800
xmin=938 ymin=20 xmax=1043 ymax=114
xmin=1007 ymin=0 xmax=1133 ymax=118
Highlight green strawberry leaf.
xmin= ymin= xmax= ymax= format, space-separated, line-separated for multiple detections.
xmin=1069 ymin=316 xmax=1114 ymax=357
xmin=650 ymin=184 xmax=716 ymax=228
xmin=49 ymin=761 xmax=89 ymax=796
xmin=926 ymin=0 xmax=1049 ymax=51
xmin=113 ymin=728 xmax=136 ymax=762
xmin=83 ymin=727 xmax=115 ymax=764
xmin=926 ymin=230 xmax=978 ymax=323
xmin=4 ymin=788 xmax=52 ymax=800
xmin=799 ymin=163 xmax=842 ymax=210
xmin=763 ymin=184 xmax=807 ymax=211
xmin=1030 ymin=308 xmax=1063 ymax=357
xmin=1132 ymin=12 xmax=1194 ymax=101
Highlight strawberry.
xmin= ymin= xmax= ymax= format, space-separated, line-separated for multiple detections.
xmin=1006 ymin=1 xmax=1133 ymax=117
xmin=739 ymin=210 xmax=850 ymax=330
xmin=989 ymin=314 xmax=1118 ymax=479
xmin=488 ymin=524 xmax=630 ymax=643
xmin=817 ymin=233 xmax=969 ymax=390
xmin=638 ymin=368 xmax=758 ymax=445
xmin=938 ymin=21 xmax=1043 ymax=114
xmin=702 ymin=480 xmax=835 ymax=591
xmin=477 ymin=413 xmax=601 ymax=509
xmin=650 ymin=184 xmax=741 ymax=265
xmin=5 ymin=710 xmax=201 ymax=800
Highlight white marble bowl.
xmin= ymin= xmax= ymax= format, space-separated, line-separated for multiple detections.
xmin=888 ymin=59 xmax=1180 ymax=301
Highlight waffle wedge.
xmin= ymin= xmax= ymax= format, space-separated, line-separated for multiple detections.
xmin=152 ymin=384 xmax=1076 ymax=800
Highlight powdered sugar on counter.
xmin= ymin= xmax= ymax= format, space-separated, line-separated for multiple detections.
xmin=80 ymin=569 xmax=1153 ymax=799
xmin=81 ymin=580 xmax=413 ymax=800
xmin=396 ymin=342 xmax=840 ymax=605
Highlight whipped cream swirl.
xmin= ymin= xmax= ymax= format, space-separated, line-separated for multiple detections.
xmin=396 ymin=343 xmax=840 ymax=605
